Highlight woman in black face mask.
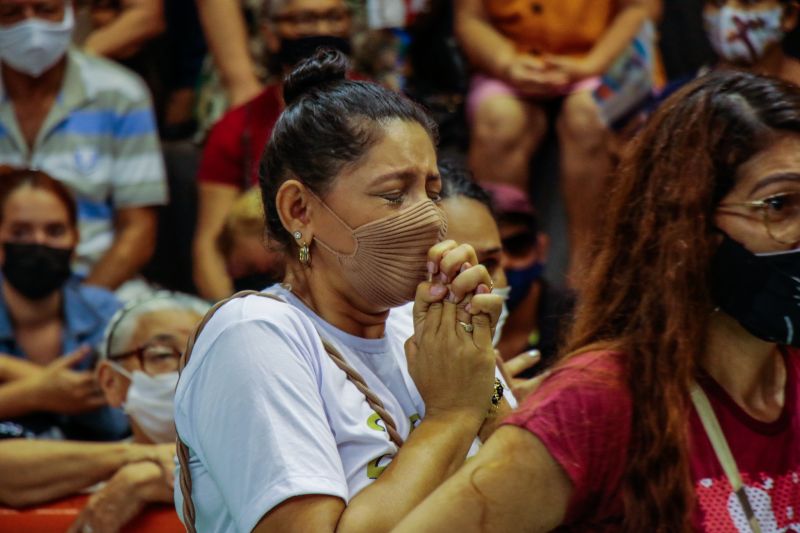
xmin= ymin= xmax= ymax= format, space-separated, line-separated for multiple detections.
xmin=0 ymin=167 xmax=126 ymax=441
xmin=394 ymin=71 xmax=800 ymax=532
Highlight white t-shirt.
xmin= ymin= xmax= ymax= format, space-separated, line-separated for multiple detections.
xmin=174 ymin=285 xmax=511 ymax=533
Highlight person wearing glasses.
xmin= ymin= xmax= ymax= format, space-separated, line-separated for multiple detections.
xmin=97 ymin=292 xmax=210 ymax=445
xmin=0 ymin=292 xmax=206 ymax=531
xmin=59 ymin=293 xmax=210 ymax=533
xmin=394 ymin=71 xmax=800 ymax=532
xmin=0 ymin=169 xmax=173 ymax=527
xmin=193 ymin=0 xmax=354 ymax=301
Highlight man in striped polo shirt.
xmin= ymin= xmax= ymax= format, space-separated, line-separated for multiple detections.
xmin=0 ymin=0 xmax=167 ymax=291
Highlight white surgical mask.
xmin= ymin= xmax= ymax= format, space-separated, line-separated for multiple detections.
xmin=110 ymin=362 xmax=178 ymax=444
xmin=0 ymin=4 xmax=74 ymax=78
xmin=703 ymin=6 xmax=784 ymax=64
xmin=492 ymin=286 xmax=511 ymax=347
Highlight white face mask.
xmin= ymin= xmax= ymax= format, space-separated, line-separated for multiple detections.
xmin=110 ymin=362 xmax=178 ymax=444
xmin=492 ymin=286 xmax=511 ymax=347
xmin=0 ymin=5 xmax=75 ymax=78
xmin=703 ymin=6 xmax=784 ymax=64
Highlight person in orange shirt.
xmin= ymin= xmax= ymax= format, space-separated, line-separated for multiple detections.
xmin=455 ymin=0 xmax=659 ymax=283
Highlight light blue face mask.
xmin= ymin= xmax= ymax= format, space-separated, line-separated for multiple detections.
xmin=0 ymin=4 xmax=74 ymax=77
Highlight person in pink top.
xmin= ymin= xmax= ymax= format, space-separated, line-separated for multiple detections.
xmin=393 ymin=70 xmax=800 ymax=531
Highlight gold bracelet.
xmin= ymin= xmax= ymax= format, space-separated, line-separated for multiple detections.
xmin=489 ymin=378 xmax=504 ymax=415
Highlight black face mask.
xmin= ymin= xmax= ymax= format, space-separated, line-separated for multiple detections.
xmin=276 ymin=35 xmax=351 ymax=69
xmin=711 ymin=235 xmax=800 ymax=347
xmin=2 ymin=242 xmax=72 ymax=300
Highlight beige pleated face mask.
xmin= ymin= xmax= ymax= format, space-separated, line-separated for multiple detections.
xmin=311 ymin=194 xmax=448 ymax=309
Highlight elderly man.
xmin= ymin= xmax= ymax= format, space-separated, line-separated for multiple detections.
xmin=0 ymin=0 xmax=168 ymax=291
xmin=97 ymin=291 xmax=209 ymax=444
xmin=0 ymin=292 xmax=209 ymax=533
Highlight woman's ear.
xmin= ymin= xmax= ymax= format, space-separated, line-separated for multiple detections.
xmin=276 ymin=179 xmax=315 ymax=244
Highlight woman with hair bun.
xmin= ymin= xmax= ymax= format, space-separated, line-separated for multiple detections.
xmin=174 ymin=50 xmax=506 ymax=532
xmin=394 ymin=70 xmax=800 ymax=532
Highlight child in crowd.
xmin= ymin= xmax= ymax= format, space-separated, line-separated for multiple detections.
xmin=218 ymin=187 xmax=285 ymax=292
xmin=454 ymin=0 xmax=660 ymax=281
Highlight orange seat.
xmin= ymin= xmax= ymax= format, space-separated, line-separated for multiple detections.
xmin=0 ymin=494 xmax=184 ymax=532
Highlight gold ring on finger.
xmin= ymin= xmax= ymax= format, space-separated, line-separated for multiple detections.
xmin=458 ymin=320 xmax=474 ymax=334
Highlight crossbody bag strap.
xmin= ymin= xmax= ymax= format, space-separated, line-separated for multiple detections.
xmin=690 ymin=382 xmax=762 ymax=533
xmin=177 ymin=290 xmax=404 ymax=533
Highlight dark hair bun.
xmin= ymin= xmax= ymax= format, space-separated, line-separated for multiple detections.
xmin=283 ymin=49 xmax=348 ymax=106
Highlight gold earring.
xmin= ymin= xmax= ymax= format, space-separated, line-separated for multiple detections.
xmin=293 ymin=232 xmax=311 ymax=266
xmin=299 ymin=242 xmax=311 ymax=266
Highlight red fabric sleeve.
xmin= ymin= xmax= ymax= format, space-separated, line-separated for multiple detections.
xmin=197 ymin=106 xmax=248 ymax=188
xmin=198 ymin=84 xmax=283 ymax=188
xmin=504 ymin=351 xmax=631 ymax=526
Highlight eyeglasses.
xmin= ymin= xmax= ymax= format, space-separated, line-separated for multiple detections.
xmin=108 ymin=343 xmax=181 ymax=375
xmin=271 ymin=7 xmax=350 ymax=30
xmin=717 ymin=191 xmax=800 ymax=245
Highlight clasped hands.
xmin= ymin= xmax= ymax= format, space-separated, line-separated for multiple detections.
xmin=405 ymin=241 xmax=502 ymax=421
xmin=503 ymin=52 xmax=600 ymax=97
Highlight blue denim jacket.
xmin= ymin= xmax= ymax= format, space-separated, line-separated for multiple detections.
xmin=0 ymin=277 xmax=130 ymax=441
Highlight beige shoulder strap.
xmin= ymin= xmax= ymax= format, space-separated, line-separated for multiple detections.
xmin=177 ymin=290 xmax=403 ymax=533
xmin=690 ymin=382 xmax=762 ymax=533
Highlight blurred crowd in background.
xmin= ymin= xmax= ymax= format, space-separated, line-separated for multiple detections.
xmin=0 ymin=0 xmax=799 ymax=529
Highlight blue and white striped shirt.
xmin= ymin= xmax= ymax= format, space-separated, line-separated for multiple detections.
xmin=0 ymin=48 xmax=168 ymax=274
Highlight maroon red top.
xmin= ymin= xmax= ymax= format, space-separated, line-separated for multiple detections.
xmin=197 ymin=83 xmax=283 ymax=189
xmin=505 ymin=349 xmax=800 ymax=531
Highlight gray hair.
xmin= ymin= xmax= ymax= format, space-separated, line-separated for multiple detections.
xmin=100 ymin=291 xmax=211 ymax=358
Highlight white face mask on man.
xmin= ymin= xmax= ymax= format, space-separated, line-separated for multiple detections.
xmin=703 ymin=5 xmax=784 ymax=64
xmin=109 ymin=362 xmax=178 ymax=444
xmin=0 ymin=4 xmax=75 ymax=78
xmin=491 ymin=285 xmax=511 ymax=347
